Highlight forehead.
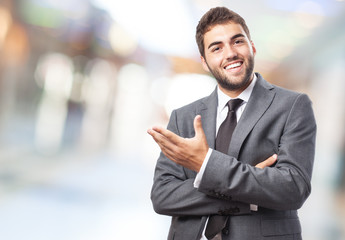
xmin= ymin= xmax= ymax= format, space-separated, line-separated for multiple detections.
xmin=204 ymin=23 xmax=247 ymax=44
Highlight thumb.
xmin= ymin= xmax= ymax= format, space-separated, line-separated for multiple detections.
xmin=193 ymin=115 xmax=205 ymax=139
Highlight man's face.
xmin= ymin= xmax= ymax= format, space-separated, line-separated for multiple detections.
xmin=201 ymin=22 xmax=256 ymax=95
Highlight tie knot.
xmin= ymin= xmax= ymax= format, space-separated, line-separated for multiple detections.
xmin=227 ymin=99 xmax=243 ymax=112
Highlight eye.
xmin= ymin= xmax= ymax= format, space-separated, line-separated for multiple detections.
xmin=212 ymin=46 xmax=221 ymax=52
xmin=234 ymin=39 xmax=244 ymax=45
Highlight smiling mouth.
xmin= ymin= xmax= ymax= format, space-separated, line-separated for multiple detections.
xmin=224 ymin=62 xmax=243 ymax=70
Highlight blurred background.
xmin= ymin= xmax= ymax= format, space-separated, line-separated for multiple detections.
xmin=0 ymin=0 xmax=344 ymax=239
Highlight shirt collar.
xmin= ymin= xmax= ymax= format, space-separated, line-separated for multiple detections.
xmin=217 ymin=73 xmax=257 ymax=110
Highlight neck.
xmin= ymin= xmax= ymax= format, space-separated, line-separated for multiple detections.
xmin=219 ymin=74 xmax=254 ymax=98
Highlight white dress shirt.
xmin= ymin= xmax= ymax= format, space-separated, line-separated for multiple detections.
xmin=194 ymin=75 xmax=258 ymax=240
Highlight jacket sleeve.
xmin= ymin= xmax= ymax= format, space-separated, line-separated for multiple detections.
xmin=151 ymin=110 xmax=251 ymax=217
xmin=197 ymin=94 xmax=317 ymax=211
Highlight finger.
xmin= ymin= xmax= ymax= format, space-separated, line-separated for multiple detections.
xmin=255 ymin=154 xmax=277 ymax=169
xmin=148 ymin=132 xmax=180 ymax=164
xmin=151 ymin=126 xmax=181 ymax=145
xmin=148 ymin=128 xmax=167 ymax=146
xmin=148 ymin=128 xmax=170 ymax=143
xmin=147 ymin=128 xmax=161 ymax=140
xmin=267 ymin=154 xmax=278 ymax=165
xmin=148 ymin=128 xmax=179 ymax=153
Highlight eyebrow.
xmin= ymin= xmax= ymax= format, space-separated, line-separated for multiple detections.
xmin=207 ymin=33 xmax=246 ymax=49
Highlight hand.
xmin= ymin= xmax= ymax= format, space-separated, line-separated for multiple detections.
xmin=147 ymin=115 xmax=209 ymax=172
xmin=255 ymin=154 xmax=277 ymax=169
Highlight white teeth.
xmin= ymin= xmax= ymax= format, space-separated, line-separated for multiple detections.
xmin=225 ymin=62 xmax=242 ymax=70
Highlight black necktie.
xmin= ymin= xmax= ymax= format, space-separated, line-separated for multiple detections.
xmin=205 ymin=98 xmax=243 ymax=240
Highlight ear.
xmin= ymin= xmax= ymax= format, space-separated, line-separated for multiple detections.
xmin=251 ymin=41 xmax=256 ymax=56
xmin=201 ymin=56 xmax=210 ymax=72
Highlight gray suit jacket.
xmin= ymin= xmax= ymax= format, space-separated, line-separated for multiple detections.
xmin=151 ymin=73 xmax=316 ymax=240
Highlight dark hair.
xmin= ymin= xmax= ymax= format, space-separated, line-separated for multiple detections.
xmin=196 ymin=7 xmax=251 ymax=57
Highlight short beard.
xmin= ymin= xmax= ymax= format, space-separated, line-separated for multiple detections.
xmin=207 ymin=56 xmax=255 ymax=91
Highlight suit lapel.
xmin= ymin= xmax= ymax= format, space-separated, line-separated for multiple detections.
xmin=197 ymin=88 xmax=218 ymax=149
xmin=228 ymin=74 xmax=276 ymax=158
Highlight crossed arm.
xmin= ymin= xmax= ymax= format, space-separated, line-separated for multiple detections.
xmin=148 ymin=114 xmax=277 ymax=217
xmin=149 ymin=93 xmax=316 ymax=215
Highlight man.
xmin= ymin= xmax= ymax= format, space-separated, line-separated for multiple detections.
xmin=148 ymin=7 xmax=316 ymax=240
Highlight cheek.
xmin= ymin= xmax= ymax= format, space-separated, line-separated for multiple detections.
xmin=208 ymin=55 xmax=223 ymax=67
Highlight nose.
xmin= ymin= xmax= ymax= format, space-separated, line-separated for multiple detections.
xmin=224 ymin=44 xmax=237 ymax=60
